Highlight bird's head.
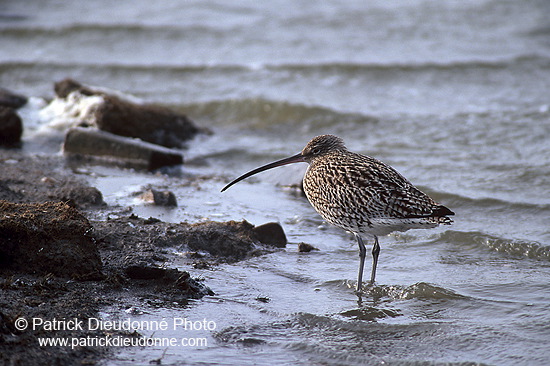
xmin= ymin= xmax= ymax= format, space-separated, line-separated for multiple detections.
xmin=301 ymin=134 xmax=346 ymax=162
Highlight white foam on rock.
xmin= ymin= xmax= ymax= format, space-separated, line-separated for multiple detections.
xmin=38 ymin=91 xmax=105 ymax=131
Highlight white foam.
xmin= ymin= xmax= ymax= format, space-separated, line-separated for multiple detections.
xmin=37 ymin=91 xmax=105 ymax=133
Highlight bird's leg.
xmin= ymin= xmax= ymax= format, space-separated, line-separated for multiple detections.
xmin=355 ymin=234 xmax=367 ymax=295
xmin=369 ymin=235 xmax=380 ymax=285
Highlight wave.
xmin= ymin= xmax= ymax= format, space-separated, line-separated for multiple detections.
xmin=366 ymin=282 xmax=467 ymax=301
xmin=2 ymin=54 xmax=549 ymax=75
xmin=436 ymin=230 xmax=550 ymax=261
xmin=324 ymin=280 xmax=467 ymax=302
xmin=0 ymin=23 xmax=234 ymax=38
xmin=0 ymin=60 xmax=247 ymax=74
xmin=182 ymin=98 xmax=378 ymax=131
xmin=263 ymin=54 xmax=550 ymax=73
xmin=215 ymin=313 xmax=489 ymax=365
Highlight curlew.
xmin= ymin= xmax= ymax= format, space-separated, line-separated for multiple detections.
xmin=221 ymin=135 xmax=454 ymax=294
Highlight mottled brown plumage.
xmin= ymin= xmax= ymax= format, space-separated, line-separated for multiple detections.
xmin=222 ymin=134 xmax=454 ymax=295
xmin=301 ymin=135 xmax=453 ymax=236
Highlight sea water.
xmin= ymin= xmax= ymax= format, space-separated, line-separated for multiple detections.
xmin=1 ymin=0 xmax=549 ymax=364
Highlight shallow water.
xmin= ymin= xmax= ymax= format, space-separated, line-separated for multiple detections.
xmin=2 ymin=0 xmax=550 ymax=365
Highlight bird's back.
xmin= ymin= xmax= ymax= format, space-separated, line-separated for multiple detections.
xmin=302 ymin=150 xmax=453 ymax=236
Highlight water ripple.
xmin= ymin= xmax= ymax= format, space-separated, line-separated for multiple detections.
xmin=437 ymin=230 xmax=550 ymax=261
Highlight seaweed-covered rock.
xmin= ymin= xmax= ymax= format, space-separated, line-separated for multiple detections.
xmin=180 ymin=220 xmax=287 ymax=261
xmin=93 ymin=215 xmax=287 ymax=264
xmin=0 ymin=201 xmax=102 ymax=279
xmin=124 ymin=265 xmax=214 ymax=298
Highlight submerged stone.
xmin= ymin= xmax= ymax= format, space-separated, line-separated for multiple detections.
xmin=298 ymin=242 xmax=319 ymax=252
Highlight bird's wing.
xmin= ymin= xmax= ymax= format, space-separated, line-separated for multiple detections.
xmin=338 ymin=154 xmax=444 ymax=219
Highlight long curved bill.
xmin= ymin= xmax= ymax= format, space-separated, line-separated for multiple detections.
xmin=221 ymin=153 xmax=305 ymax=192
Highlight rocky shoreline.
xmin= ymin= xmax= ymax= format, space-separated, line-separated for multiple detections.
xmin=0 ymin=82 xmax=287 ymax=365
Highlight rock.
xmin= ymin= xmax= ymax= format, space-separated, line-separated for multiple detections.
xmin=125 ymin=264 xmax=166 ymax=280
xmin=123 ymin=265 xmax=214 ymax=297
xmin=63 ymin=127 xmax=183 ymax=170
xmin=53 ymin=78 xmax=203 ymax=148
xmin=94 ymin=96 xmax=201 ymax=148
xmin=179 ymin=220 xmax=287 ymax=261
xmin=0 ymin=201 xmax=102 ymax=279
xmin=54 ymin=78 xmax=94 ymax=98
xmin=93 ymin=215 xmax=286 ymax=264
xmin=0 ymin=107 xmax=23 ymax=146
xmin=139 ymin=189 xmax=177 ymax=206
xmin=50 ymin=184 xmax=105 ymax=208
xmin=253 ymin=222 xmax=287 ymax=247
xmin=0 ymin=89 xmax=27 ymax=109
xmin=166 ymin=269 xmax=215 ymax=297
xmin=178 ymin=220 xmax=259 ymax=260
xmin=298 ymin=242 xmax=319 ymax=252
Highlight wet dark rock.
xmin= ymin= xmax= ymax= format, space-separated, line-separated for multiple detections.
xmin=0 ymin=88 xmax=27 ymax=109
xmin=154 ymin=269 xmax=214 ymax=298
xmin=51 ymin=184 xmax=105 ymax=208
xmin=180 ymin=220 xmax=287 ymax=261
xmin=92 ymin=217 xmax=215 ymax=300
xmin=94 ymin=215 xmax=286 ymax=263
xmin=139 ymin=189 xmax=178 ymax=206
xmin=63 ymin=127 xmax=183 ymax=170
xmin=93 ymin=95 xmax=201 ymax=148
xmin=124 ymin=265 xmax=215 ymax=300
xmin=298 ymin=242 xmax=319 ymax=252
xmin=143 ymin=216 xmax=162 ymax=224
xmin=180 ymin=220 xmax=258 ymax=260
xmin=0 ymin=201 xmax=102 ymax=279
xmin=253 ymin=222 xmax=287 ymax=247
xmin=54 ymin=78 xmax=203 ymax=148
xmin=125 ymin=264 xmax=166 ymax=280
xmin=0 ymin=107 xmax=23 ymax=146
